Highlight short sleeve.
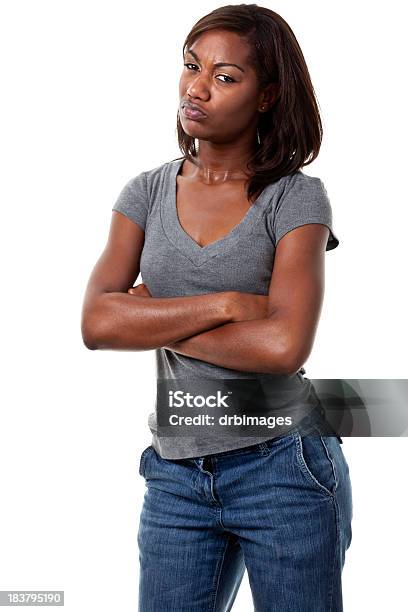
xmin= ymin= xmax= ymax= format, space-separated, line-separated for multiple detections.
xmin=268 ymin=172 xmax=339 ymax=251
xmin=111 ymin=171 xmax=148 ymax=231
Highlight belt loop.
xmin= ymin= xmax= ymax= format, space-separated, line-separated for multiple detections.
xmin=196 ymin=457 xmax=212 ymax=471
xmin=202 ymin=457 xmax=212 ymax=472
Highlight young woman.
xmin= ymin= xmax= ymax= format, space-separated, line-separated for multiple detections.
xmin=81 ymin=4 xmax=353 ymax=611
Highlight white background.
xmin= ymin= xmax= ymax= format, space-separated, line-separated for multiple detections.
xmin=1 ymin=1 xmax=407 ymax=610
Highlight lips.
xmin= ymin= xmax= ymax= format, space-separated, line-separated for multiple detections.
xmin=181 ymin=101 xmax=207 ymax=120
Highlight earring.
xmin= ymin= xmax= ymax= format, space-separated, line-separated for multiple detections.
xmin=256 ymin=127 xmax=261 ymax=145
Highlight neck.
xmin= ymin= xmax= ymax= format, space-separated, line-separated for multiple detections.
xmin=188 ymin=139 xmax=254 ymax=184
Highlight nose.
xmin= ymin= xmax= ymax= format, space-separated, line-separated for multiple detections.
xmin=186 ymin=73 xmax=210 ymax=99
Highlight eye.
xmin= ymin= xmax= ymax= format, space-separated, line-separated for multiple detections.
xmin=216 ymin=74 xmax=235 ymax=84
xmin=183 ymin=63 xmax=236 ymax=84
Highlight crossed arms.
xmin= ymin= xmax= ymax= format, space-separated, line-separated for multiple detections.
xmin=81 ymin=211 xmax=329 ymax=375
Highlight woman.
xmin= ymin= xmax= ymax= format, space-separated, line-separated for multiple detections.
xmin=81 ymin=4 xmax=353 ymax=611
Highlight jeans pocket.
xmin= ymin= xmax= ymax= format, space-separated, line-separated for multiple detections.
xmin=139 ymin=445 xmax=153 ymax=477
xmin=294 ymin=432 xmax=337 ymax=498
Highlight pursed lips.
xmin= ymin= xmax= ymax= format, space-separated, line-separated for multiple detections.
xmin=181 ymin=101 xmax=208 ymax=118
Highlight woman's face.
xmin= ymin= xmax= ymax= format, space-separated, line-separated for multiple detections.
xmin=179 ymin=29 xmax=265 ymax=145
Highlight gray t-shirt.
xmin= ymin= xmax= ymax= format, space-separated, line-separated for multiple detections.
xmin=112 ymin=156 xmax=339 ymax=459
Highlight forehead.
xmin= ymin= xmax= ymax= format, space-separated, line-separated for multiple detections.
xmin=186 ymin=30 xmax=251 ymax=63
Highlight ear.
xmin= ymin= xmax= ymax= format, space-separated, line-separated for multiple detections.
xmin=258 ymin=82 xmax=279 ymax=111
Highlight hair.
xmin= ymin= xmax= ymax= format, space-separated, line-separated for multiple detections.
xmin=176 ymin=3 xmax=323 ymax=201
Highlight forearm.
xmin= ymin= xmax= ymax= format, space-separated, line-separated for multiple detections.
xmin=164 ymin=316 xmax=294 ymax=375
xmin=83 ymin=292 xmax=232 ymax=351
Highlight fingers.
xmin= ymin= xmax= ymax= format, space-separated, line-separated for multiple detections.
xmin=128 ymin=283 xmax=151 ymax=297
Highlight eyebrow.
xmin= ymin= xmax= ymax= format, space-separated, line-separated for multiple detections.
xmin=185 ymin=48 xmax=245 ymax=73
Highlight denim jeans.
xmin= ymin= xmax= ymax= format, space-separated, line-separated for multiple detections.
xmin=137 ymin=428 xmax=353 ymax=611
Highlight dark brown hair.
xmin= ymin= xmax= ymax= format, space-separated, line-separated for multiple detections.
xmin=176 ymin=3 xmax=323 ymax=201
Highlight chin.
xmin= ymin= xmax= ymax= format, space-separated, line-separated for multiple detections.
xmin=180 ymin=123 xmax=207 ymax=138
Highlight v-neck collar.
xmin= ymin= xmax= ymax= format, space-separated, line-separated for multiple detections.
xmin=161 ymin=157 xmax=273 ymax=267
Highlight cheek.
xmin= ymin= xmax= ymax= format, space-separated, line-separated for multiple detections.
xmin=179 ymin=72 xmax=191 ymax=91
xmin=232 ymin=88 xmax=258 ymax=112
xmin=216 ymin=84 xmax=257 ymax=110
xmin=216 ymin=95 xmax=256 ymax=124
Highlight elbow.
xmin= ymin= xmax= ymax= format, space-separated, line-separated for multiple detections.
xmin=259 ymin=347 xmax=293 ymax=376
xmin=263 ymin=341 xmax=308 ymax=376
xmin=82 ymin=336 xmax=98 ymax=351
xmin=283 ymin=362 xmax=303 ymax=377
xmin=81 ymin=307 xmax=105 ymax=350
xmin=281 ymin=346 xmax=309 ymax=376
xmin=81 ymin=310 xmax=147 ymax=351
xmin=81 ymin=296 xmax=115 ymax=350
xmin=81 ymin=320 xmax=99 ymax=350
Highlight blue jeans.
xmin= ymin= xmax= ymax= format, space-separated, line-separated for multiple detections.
xmin=137 ymin=428 xmax=353 ymax=611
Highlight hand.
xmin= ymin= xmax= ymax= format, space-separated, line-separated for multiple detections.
xmin=128 ymin=283 xmax=152 ymax=298
xmin=227 ymin=291 xmax=270 ymax=322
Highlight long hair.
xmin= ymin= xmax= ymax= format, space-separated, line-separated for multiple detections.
xmin=176 ymin=3 xmax=323 ymax=201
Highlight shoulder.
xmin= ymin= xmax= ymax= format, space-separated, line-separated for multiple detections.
xmin=265 ymin=169 xmax=339 ymax=251
xmin=268 ymin=169 xmax=331 ymax=218
xmin=278 ymin=169 xmax=328 ymax=202
xmin=117 ymin=156 xmax=181 ymax=199
xmin=132 ymin=156 xmax=183 ymax=197
xmin=111 ymin=158 xmax=182 ymax=230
